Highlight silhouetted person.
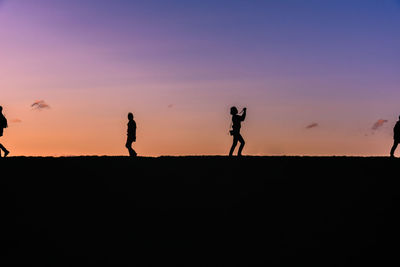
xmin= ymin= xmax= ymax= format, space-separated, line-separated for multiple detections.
xmin=0 ymin=106 xmax=9 ymax=157
xmin=126 ymin=113 xmax=137 ymax=157
xmin=229 ymin=106 xmax=246 ymax=157
xmin=390 ymin=116 xmax=400 ymax=158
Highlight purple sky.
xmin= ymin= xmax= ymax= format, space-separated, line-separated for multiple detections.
xmin=0 ymin=0 xmax=399 ymax=156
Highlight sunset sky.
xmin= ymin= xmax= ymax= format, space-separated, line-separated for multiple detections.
xmin=1 ymin=0 xmax=399 ymax=156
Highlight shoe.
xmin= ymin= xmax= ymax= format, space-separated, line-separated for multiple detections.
xmin=4 ymin=150 xmax=9 ymax=157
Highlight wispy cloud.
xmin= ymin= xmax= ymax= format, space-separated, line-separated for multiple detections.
xmin=167 ymin=104 xmax=174 ymax=108
xmin=306 ymin=122 xmax=319 ymax=129
xmin=10 ymin=118 xmax=22 ymax=123
xmin=371 ymin=119 xmax=388 ymax=130
xmin=31 ymin=100 xmax=50 ymax=110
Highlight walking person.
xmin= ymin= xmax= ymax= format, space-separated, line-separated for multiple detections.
xmin=0 ymin=106 xmax=10 ymax=157
xmin=390 ymin=116 xmax=400 ymax=158
xmin=125 ymin=112 xmax=137 ymax=157
xmin=229 ymin=106 xmax=246 ymax=157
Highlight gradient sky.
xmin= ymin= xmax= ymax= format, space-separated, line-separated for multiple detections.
xmin=1 ymin=0 xmax=399 ymax=156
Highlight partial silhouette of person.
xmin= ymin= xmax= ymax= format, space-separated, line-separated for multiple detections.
xmin=390 ymin=116 xmax=400 ymax=158
xmin=0 ymin=106 xmax=10 ymax=158
xmin=125 ymin=112 xmax=137 ymax=157
xmin=229 ymin=106 xmax=246 ymax=157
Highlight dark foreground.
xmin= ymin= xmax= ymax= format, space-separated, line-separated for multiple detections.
xmin=1 ymin=156 xmax=400 ymax=265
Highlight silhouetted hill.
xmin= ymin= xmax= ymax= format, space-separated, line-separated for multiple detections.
xmin=1 ymin=156 xmax=399 ymax=265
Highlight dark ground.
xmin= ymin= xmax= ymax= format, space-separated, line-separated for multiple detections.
xmin=1 ymin=156 xmax=400 ymax=265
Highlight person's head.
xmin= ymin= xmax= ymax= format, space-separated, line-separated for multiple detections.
xmin=0 ymin=106 xmax=2 ymax=113
xmin=230 ymin=106 xmax=238 ymax=115
xmin=398 ymin=115 xmax=400 ymax=121
xmin=128 ymin=112 xmax=134 ymax=121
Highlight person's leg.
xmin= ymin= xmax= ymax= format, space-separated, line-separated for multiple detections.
xmin=125 ymin=138 xmax=134 ymax=157
xmin=229 ymin=135 xmax=239 ymax=156
xmin=0 ymin=143 xmax=8 ymax=157
xmin=390 ymin=140 xmax=398 ymax=157
xmin=237 ymin=134 xmax=245 ymax=156
xmin=130 ymin=146 xmax=137 ymax=157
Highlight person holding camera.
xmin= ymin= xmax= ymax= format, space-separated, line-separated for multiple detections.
xmin=229 ymin=106 xmax=246 ymax=157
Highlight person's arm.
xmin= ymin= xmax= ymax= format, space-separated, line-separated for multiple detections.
xmin=133 ymin=121 xmax=137 ymax=141
xmin=240 ymin=108 xmax=247 ymax=121
xmin=1 ymin=116 xmax=7 ymax=128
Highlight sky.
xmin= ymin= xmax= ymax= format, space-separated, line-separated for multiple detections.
xmin=0 ymin=0 xmax=399 ymax=156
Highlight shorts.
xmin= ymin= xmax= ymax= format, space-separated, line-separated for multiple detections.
xmin=127 ymin=136 xmax=136 ymax=143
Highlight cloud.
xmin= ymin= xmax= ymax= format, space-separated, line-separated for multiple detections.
xmin=31 ymin=100 xmax=50 ymax=110
xmin=10 ymin=118 xmax=22 ymax=123
xmin=371 ymin=119 xmax=388 ymax=130
xmin=167 ymin=104 xmax=174 ymax=108
xmin=306 ymin=123 xmax=319 ymax=129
